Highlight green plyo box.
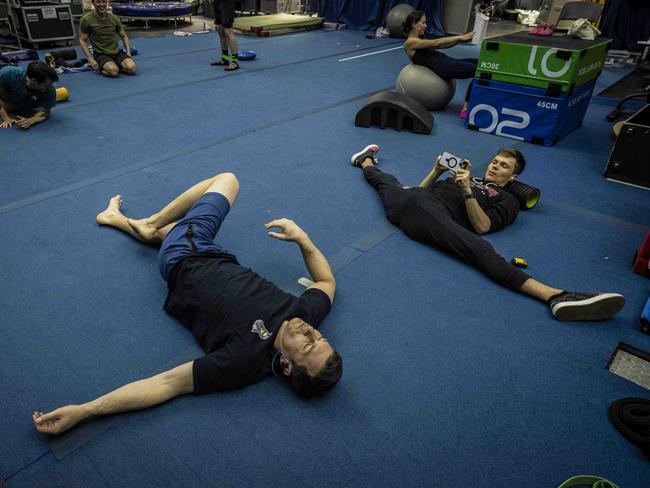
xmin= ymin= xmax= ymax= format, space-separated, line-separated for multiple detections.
xmin=476 ymin=32 xmax=611 ymax=95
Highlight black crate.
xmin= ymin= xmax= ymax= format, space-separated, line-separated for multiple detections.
xmin=605 ymin=104 xmax=650 ymax=189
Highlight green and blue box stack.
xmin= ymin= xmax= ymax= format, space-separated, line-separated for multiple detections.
xmin=464 ymin=31 xmax=611 ymax=146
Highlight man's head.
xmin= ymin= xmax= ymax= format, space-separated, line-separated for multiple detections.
xmin=276 ymin=318 xmax=342 ymax=398
xmin=92 ymin=0 xmax=109 ymax=15
xmin=483 ymin=148 xmax=526 ymax=186
xmin=25 ymin=61 xmax=58 ymax=93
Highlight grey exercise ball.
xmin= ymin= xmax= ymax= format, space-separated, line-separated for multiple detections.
xmin=386 ymin=3 xmax=415 ymax=38
xmin=395 ymin=64 xmax=457 ymax=110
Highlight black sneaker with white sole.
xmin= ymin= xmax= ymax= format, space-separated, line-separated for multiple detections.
xmin=548 ymin=291 xmax=626 ymax=321
xmin=351 ymin=144 xmax=380 ymax=167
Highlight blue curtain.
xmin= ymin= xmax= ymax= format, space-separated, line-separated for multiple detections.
xmin=318 ymin=0 xmax=445 ymax=36
xmin=601 ymin=0 xmax=650 ymax=52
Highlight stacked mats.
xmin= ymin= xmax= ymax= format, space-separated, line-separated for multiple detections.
xmin=233 ymin=13 xmax=323 ymax=37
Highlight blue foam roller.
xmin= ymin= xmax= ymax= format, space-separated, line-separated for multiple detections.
xmin=237 ymin=50 xmax=256 ymax=61
xmin=641 ymin=297 xmax=650 ymax=327
xmin=130 ymin=46 xmax=138 ymax=56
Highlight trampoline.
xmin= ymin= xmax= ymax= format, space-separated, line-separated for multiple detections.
xmin=112 ymin=2 xmax=193 ymax=28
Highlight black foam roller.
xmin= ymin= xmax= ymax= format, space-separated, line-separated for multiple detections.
xmin=51 ymin=48 xmax=78 ymax=60
xmin=505 ymin=180 xmax=541 ymax=210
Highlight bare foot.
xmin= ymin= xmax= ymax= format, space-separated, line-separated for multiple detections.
xmin=96 ymin=195 xmax=124 ymax=226
xmin=127 ymin=218 xmax=159 ymax=243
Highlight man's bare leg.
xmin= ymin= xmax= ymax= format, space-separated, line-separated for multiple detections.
xmin=96 ymin=172 xmax=240 ymax=244
xmin=520 ymin=278 xmax=562 ymax=302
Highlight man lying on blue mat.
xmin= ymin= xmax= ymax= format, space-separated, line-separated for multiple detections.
xmin=0 ymin=61 xmax=58 ymax=129
xmin=350 ymin=144 xmax=626 ymax=321
xmin=33 ymin=172 xmax=342 ymax=435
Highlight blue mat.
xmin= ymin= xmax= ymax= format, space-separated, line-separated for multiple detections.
xmin=2 ymin=30 xmax=650 ymax=487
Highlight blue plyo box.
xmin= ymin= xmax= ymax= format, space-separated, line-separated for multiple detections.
xmin=464 ymin=78 xmax=596 ymax=146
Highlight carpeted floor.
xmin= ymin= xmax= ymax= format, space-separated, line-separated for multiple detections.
xmin=1 ymin=28 xmax=649 ymax=488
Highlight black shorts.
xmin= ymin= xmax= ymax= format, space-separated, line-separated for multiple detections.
xmin=96 ymin=51 xmax=129 ymax=70
xmin=215 ymin=0 xmax=235 ymax=28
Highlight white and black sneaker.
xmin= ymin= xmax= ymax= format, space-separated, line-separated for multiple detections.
xmin=351 ymin=144 xmax=380 ymax=167
xmin=548 ymin=291 xmax=625 ymax=321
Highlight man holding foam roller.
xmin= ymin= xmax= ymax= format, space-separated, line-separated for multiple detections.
xmin=210 ymin=0 xmax=239 ymax=71
xmin=350 ymin=144 xmax=626 ymax=321
xmin=79 ymin=0 xmax=137 ymax=77
xmin=0 ymin=61 xmax=58 ymax=129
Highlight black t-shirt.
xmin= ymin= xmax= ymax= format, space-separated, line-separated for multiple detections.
xmin=163 ymin=253 xmax=332 ymax=394
xmin=426 ymin=178 xmax=520 ymax=233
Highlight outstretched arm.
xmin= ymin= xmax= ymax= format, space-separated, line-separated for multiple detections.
xmin=33 ymin=361 xmax=194 ymax=435
xmin=265 ymin=219 xmax=336 ymax=302
xmin=405 ymin=31 xmax=474 ymax=51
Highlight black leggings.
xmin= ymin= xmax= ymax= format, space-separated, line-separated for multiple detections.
xmin=411 ymin=48 xmax=478 ymax=103
xmin=363 ymin=166 xmax=530 ymax=292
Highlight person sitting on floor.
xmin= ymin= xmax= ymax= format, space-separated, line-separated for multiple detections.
xmin=79 ymin=0 xmax=137 ymax=77
xmin=403 ymin=10 xmax=477 ymax=119
xmin=349 ymin=144 xmax=626 ymax=321
xmin=0 ymin=61 xmax=58 ymax=129
xmin=32 ymin=172 xmax=342 ymax=435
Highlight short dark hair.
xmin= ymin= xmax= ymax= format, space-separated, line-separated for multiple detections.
xmin=26 ymin=61 xmax=58 ymax=83
xmin=402 ymin=10 xmax=425 ymax=35
xmin=497 ymin=147 xmax=526 ymax=175
xmin=289 ymin=351 xmax=343 ymax=398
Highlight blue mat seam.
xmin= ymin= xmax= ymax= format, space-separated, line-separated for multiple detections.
xmin=0 ymin=88 xmax=391 ymax=216
xmin=54 ymin=40 xmax=403 ymax=113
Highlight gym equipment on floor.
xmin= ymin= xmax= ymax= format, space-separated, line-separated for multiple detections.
xmin=476 ymin=31 xmax=611 ymax=94
xmin=111 ymin=2 xmax=192 ymax=17
xmin=55 ymin=86 xmax=68 ymax=102
xmin=0 ymin=48 xmax=38 ymax=63
xmin=386 ymin=3 xmax=414 ymax=38
xmin=608 ymin=395 xmax=650 ymax=461
xmin=237 ymin=50 xmax=256 ymax=61
xmin=556 ymin=475 xmax=619 ymax=488
xmin=355 ymin=90 xmax=434 ymax=135
xmin=395 ymin=64 xmax=456 ymax=111
xmin=604 ymin=104 xmax=650 ymax=189
xmin=48 ymin=47 xmax=77 ymax=60
xmin=607 ymin=343 xmax=650 ymax=392
xmin=112 ymin=2 xmax=192 ymax=29
xmin=640 ymin=296 xmax=650 ymax=335
xmin=505 ymin=180 xmax=540 ymax=209
xmin=233 ymin=13 xmax=322 ymax=37
xmin=465 ymin=78 xmax=595 ymax=146
xmin=631 ymin=229 xmax=650 ymax=277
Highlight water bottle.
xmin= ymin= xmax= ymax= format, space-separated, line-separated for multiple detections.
xmin=538 ymin=2 xmax=550 ymax=23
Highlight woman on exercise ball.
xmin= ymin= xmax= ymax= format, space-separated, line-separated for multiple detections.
xmin=403 ymin=10 xmax=477 ymax=119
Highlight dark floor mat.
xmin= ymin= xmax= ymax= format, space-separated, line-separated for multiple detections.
xmin=598 ymin=69 xmax=650 ymax=99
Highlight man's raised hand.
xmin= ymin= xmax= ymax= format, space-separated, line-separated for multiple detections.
xmin=265 ymin=218 xmax=307 ymax=243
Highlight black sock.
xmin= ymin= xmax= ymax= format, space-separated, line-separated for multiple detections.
xmin=221 ymin=49 xmax=228 ymax=59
